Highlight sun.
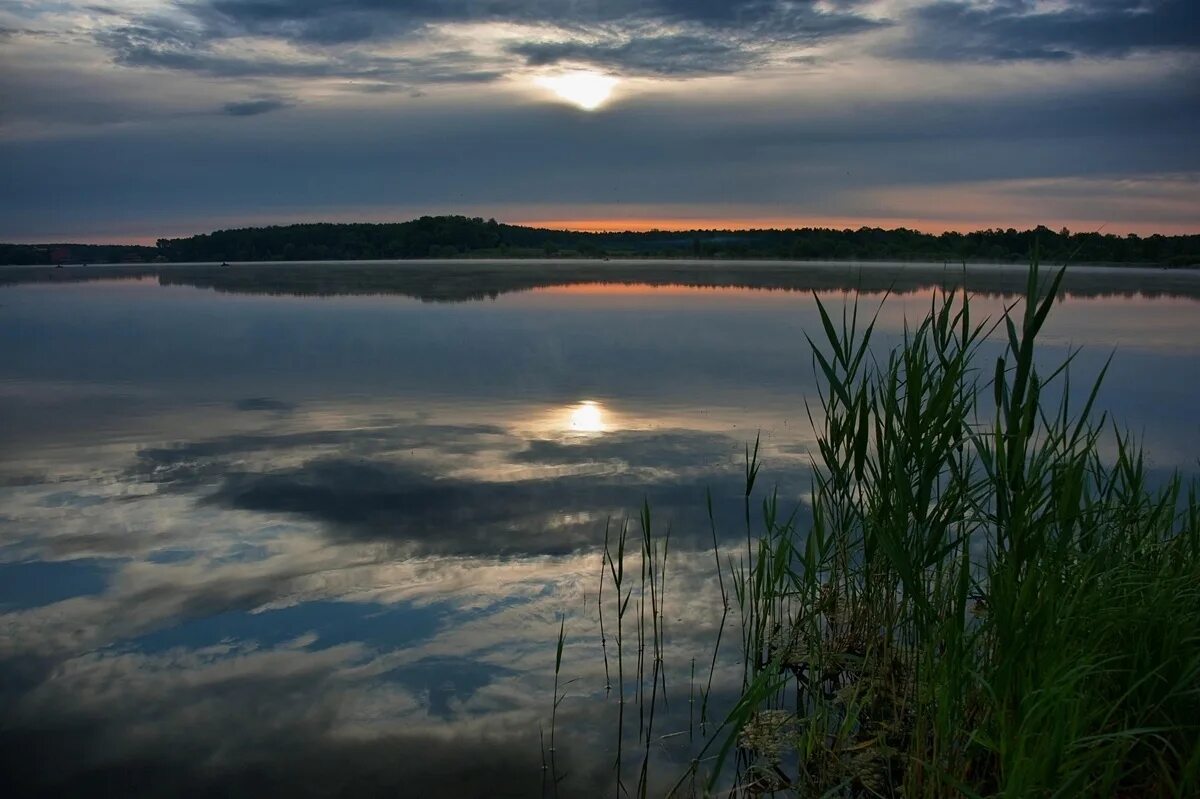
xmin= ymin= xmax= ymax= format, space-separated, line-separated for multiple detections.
xmin=535 ymin=71 xmax=618 ymax=111
xmin=567 ymin=400 xmax=607 ymax=432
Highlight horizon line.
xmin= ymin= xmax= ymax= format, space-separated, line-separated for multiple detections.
xmin=7 ymin=215 xmax=1200 ymax=247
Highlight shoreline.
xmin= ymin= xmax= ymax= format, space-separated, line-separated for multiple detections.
xmin=4 ymin=258 xmax=1200 ymax=302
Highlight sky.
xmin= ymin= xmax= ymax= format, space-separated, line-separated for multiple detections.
xmin=0 ymin=0 xmax=1198 ymax=243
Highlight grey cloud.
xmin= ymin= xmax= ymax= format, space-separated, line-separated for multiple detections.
xmin=385 ymin=50 xmax=506 ymax=83
xmin=232 ymin=396 xmax=296 ymax=410
xmin=0 ymin=716 xmax=574 ymax=798
xmin=5 ymin=68 xmax=1197 ymax=238
xmin=898 ymin=0 xmax=1200 ymax=62
xmin=197 ymin=0 xmax=430 ymax=44
xmin=98 ymin=23 xmax=331 ymax=78
xmin=194 ymin=0 xmax=883 ymax=42
xmin=512 ymin=430 xmax=743 ymax=470
xmin=122 ymin=423 xmax=790 ymax=557
xmin=38 ymin=490 xmax=108 ymax=509
xmin=0 ymin=647 xmax=577 ymax=798
xmin=222 ymin=97 xmax=292 ymax=116
xmin=508 ymin=33 xmax=757 ymax=76
xmin=5 ymin=16 xmax=1199 ymax=239
xmin=97 ymin=20 xmax=207 ymax=57
xmin=206 ymin=454 xmax=757 ymax=556
xmin=132 ymin=422 xmax=511 ymax=477
xmin=382 ymin=655 xmax=516 ymax=718
xmin=92 ymin=0 xmax=886 ymax=82
xmin=157 ymin=424 xmax=809 ymax=556
xmin=0 ymin=474 xmax=53 ymax=488
xmin=97 ymin=22 xmax=503 ymax=82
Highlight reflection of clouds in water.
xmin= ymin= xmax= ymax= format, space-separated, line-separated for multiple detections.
xmin=5 ymin=278 xmax=1200 ymax=793
xmin=207 ymin=455 xmax=759 ymax=556
xmin=232 ymin=396 xmax=296 ymax=413
xmin=114 ymin=418 xmax=808 ymax=558
xmin=1 ymin=532 xmax=732 ymax=794
xmin=0 ymin=414 xmax=790 ymax=792
xmin=1 ymin=416 xmax=798 ymax=656
xmin=3 ymin=636 xmax=586 ymax=796
xmin=513 ymin=428 xmax=744 ymax=471
xmin=132 ymin=421 xmax=515 ymax=474
xmin=0 ymin=558 xmax=114 ymax=611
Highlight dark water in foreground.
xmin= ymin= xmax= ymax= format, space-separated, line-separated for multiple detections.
xmin=1 ymin=263 xmax=1198 ymax=795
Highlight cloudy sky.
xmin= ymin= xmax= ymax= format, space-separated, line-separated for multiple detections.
xmin=1 ymin=0 xmax=1197 ymax=242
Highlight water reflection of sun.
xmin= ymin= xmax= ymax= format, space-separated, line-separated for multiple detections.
xmin=567 ymin=400 xmax=606 ymax=433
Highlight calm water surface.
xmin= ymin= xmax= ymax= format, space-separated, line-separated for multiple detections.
xmin=2 ymin=265 xmax=1198 ymax=795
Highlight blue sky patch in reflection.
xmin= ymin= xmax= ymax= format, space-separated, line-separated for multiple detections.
xmin=144 ymin=548 xmax=199 ymax=564
xmin=0 ymin=558 xmax=114 ymax=611
xmin=124 ymin=599 xmax=447 ymax=656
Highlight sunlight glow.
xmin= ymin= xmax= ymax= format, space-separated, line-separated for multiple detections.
xmin=535 ymin=71 xmax=618 ymax=111
xmin=567 ymin=400 xmax=607 ymax=432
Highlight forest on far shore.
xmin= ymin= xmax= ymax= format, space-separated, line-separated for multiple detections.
xmin=3 ymin=216 xmax=1198 ymax=266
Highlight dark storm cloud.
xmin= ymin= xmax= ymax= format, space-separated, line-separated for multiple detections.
xmin=221 ymin=97 xmax=292 ymax=116
xmin=898 ymin=0 xmax=1200 ymax=62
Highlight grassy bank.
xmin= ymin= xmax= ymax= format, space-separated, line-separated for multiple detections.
xmin=587 ymin=261 xmax=1200 ymax=796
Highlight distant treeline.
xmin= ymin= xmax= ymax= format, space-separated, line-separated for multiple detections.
xmin=3 ymin=216 xmax=1198 ymax=266
xmin=0 ymin=242 xmax=160 ymax=266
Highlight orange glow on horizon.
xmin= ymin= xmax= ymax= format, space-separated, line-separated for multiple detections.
xmin=512 ymin=216 xmax=1200 ymax=236
xmin=530 ymin=283 xmax=768 ymax=297
xmin=524 ymin=283 xmax=945 ymax=302
xmin=26 ymin=214 xmax=1198 ymax=247
xmin=516 ymin=216 xmax=923 ymax=233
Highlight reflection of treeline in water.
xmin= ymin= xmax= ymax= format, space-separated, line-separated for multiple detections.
xmin=590 ymin=262 xmax=1200 ymax=796
xmin=3 ymin=216 xmax=1198 ymax=265
xmin=6 ymin=260 xmax=1200 ymax=303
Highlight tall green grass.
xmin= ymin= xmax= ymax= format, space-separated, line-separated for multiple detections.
xmin=584 ymin=260 xmax=1200 ymax=796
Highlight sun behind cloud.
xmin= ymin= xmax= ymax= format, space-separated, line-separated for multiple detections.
xmin=567 ymin=400 xmax=607 ymax=432
xmin=535 ymin=71 xmax=619 ymax=111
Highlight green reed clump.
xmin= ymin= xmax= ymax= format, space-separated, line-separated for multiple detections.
xmin=714 ymin=261 xmax=1200 ymax=797
xmin=574 ymin=260 xmax=1200 ymax=796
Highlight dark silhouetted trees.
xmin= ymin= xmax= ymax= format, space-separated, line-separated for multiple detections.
xmin=3 ymin=217 xmax=1197 ymax=266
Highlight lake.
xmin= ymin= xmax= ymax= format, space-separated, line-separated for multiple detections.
xmin=2 ymin=261 xmax=1199 ymax=796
